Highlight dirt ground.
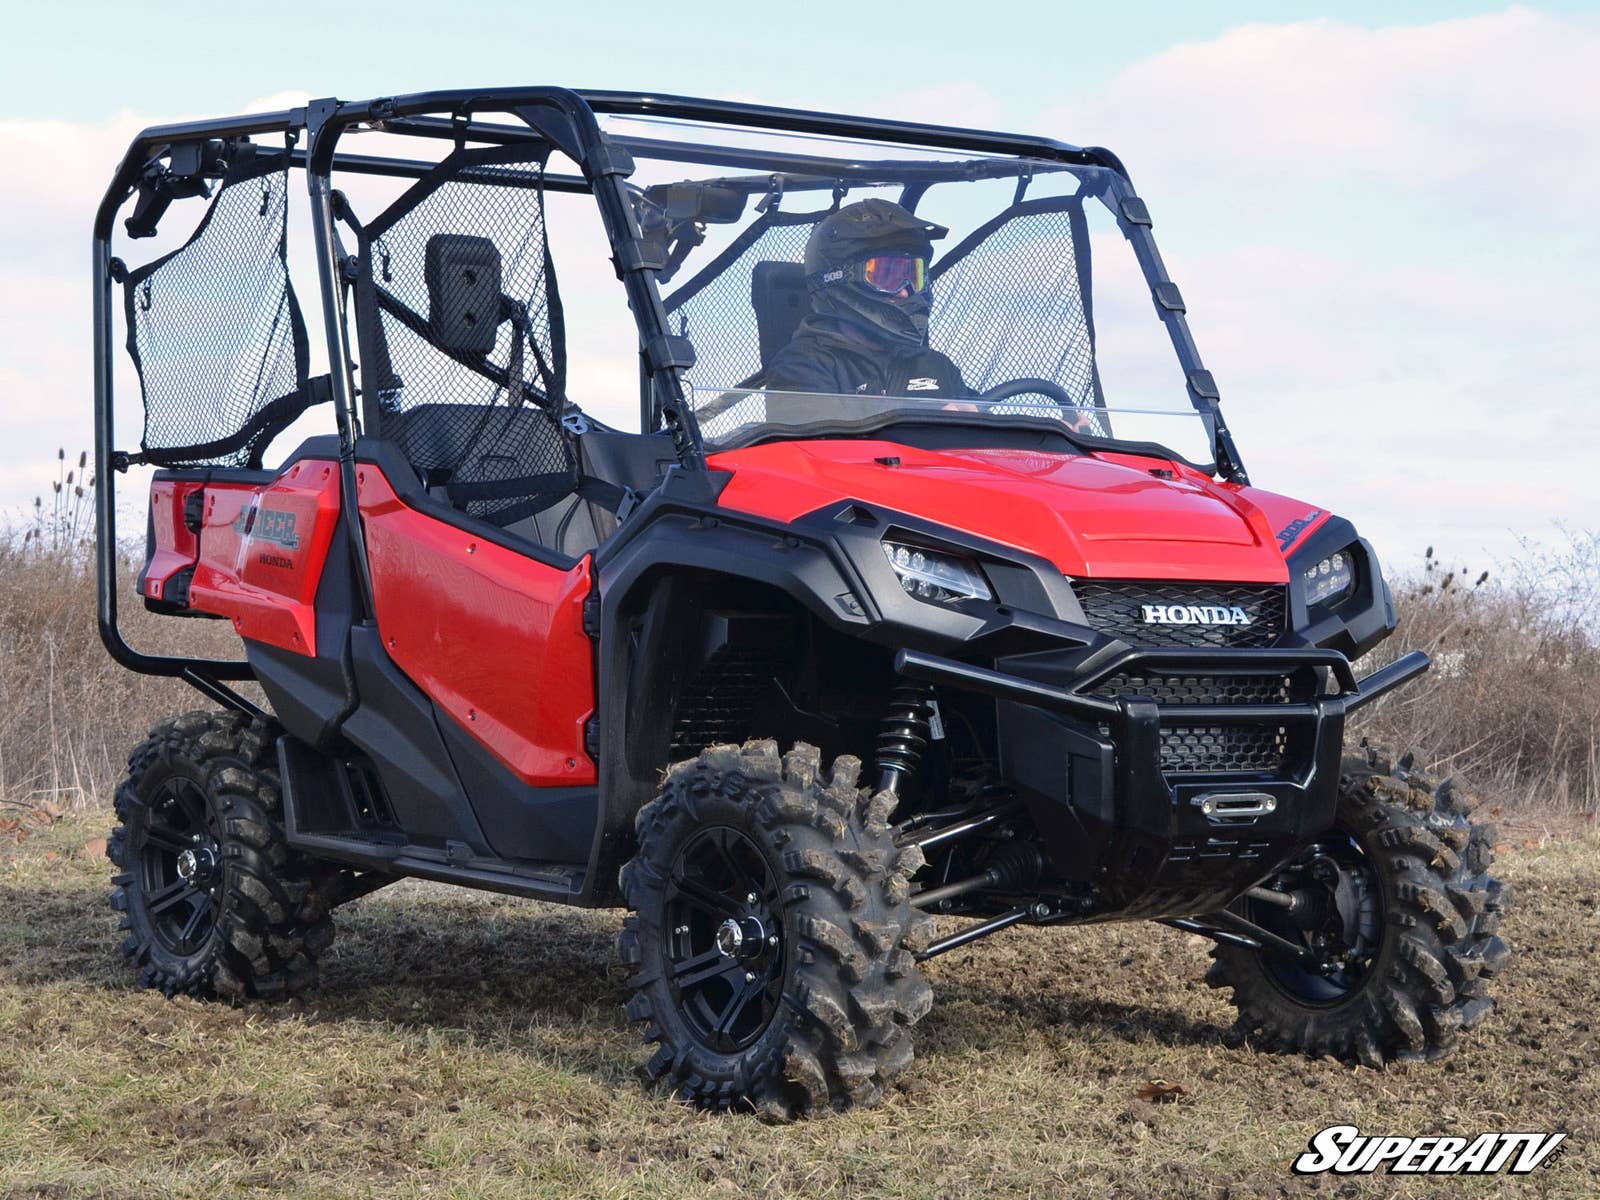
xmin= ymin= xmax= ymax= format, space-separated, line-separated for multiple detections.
xmin=1 ymin=813 xmax=1594 ymax=1200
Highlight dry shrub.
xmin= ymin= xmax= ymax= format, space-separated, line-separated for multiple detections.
xmin=0 ymin=537 xmax=242 ymax=811
xmin=1 ymin=451 xmax=241 ymax=811
xmin=1354 ymin=531 xmax=1600 ymax=815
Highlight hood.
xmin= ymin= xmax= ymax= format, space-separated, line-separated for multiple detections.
xmin=708 ymin=440 xmax=1327 ymax=583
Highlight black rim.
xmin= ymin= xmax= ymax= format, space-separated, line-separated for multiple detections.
xmin=136 ymin=775 xmax=222 ymax=957
xmin=1245 ymin=834 xmax=1383 ymax=1006
xmin=664 ymin=826 xmax=785 ymax=1054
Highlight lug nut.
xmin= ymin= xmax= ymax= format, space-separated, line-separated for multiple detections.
xmin=746 ymin=892 xmax=759 ymax=905
xmin=744 ymin=971 xmax=756 ymax=984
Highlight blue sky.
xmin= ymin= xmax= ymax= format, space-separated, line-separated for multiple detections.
xmin=6 ymin=0 xmax=1591 ymax=122
xmin=1 ymin=2 xmax=1595 ymax=570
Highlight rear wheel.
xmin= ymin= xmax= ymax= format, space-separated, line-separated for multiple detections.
xmin=618 ymin=740 xmax=936 ymax=1116
xmin=1206 ymin=744 xmax=1511 ymax=1065
xmin=107 ymin=711 xmax=338 ymax=1001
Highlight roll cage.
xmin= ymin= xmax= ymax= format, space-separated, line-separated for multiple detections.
xmin=92 ymin=86 xmax=1247 ymax=696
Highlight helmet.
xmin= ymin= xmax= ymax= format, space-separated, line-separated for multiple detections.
xmin=804 ymin=199 xmax=947 ymax=347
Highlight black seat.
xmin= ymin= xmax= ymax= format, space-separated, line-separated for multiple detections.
xmin=751 ymin=261 xmax=810 ymax=370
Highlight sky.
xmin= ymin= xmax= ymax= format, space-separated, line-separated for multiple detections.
xmin=2 ymin=1 xmax=1596 ymax=573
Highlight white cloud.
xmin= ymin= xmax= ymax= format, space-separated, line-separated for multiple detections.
xmin=1035 ymin=7 xmax=1600 ymax=566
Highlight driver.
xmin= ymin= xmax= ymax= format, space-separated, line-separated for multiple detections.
xmin=765 ymin=199 xmax=968 ymax=399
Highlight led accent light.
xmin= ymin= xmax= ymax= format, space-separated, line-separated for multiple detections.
xmin=881 ymin=541 xmax=992 ymax=605
xmin=1304 ymin=550 xmax=1356 ymax=608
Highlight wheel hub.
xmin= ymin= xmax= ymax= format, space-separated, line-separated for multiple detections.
xmin=175 ymin=845 xmax=218 ymax=886
xmin=664 ymin=826 xmax=786 ymax=1053
xmin=1248 ymin=835 xmax=1383 ymax=1003
xmin=715 ymin=916 xmax=767 ymax=961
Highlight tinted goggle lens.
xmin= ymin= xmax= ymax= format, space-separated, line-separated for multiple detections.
xmin=860 ymin=255 xmax=928 ymax=294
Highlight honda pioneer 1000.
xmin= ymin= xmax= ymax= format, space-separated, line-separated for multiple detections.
xmin=93 ymin=88 xmax=1510 ymax=1115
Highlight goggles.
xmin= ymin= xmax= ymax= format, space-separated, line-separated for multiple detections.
xmin=857 ymin=254 xmax=929 ymax=295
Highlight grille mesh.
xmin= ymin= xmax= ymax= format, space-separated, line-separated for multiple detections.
xmin=669 ymin=646 xmax=780 ymax=758
xmin=1092 ymin=673 xmax=1290 ymax=775
xmin=1074 ymin=581 xmax=1286 ymax=649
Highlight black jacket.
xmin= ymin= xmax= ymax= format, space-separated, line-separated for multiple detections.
xmin=764 ymin=316 xmax=967 ymax=399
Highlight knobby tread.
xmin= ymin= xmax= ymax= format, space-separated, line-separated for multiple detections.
xmin=1207 ymin=743 xmax=1511 ymax=1065
xmin=618 ymin=739 xmax=934 ymax=1118
xmin=106 ymin=709 xmax=337 ymax=1002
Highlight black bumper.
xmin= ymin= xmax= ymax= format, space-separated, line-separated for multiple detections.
xmin=898 ymin=645 xmax=1429 ymax=919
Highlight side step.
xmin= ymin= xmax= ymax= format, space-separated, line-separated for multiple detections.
xmin=276 ymin=736 xmax=587 ymax=902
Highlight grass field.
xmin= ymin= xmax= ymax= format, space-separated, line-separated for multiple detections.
xmin=2 ymin=811 xmax=1594 ymax=1199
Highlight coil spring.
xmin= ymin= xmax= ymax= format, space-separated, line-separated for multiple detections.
xmin=876 ymin=685 xmax=934 ymax=792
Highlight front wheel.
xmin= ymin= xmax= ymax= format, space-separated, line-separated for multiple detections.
xmin=617 ymin=740 xmax=936 ymax=1116
xmin=1206 ymin=744 xmax=1511 ymax=1065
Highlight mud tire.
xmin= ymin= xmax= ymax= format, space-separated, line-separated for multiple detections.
xmin=1206 ymin=743 xmax=1511 ymax=1065
xmin=618 ymin=740 xmax=936 ymax=1117
xmin=107 ymin=710 xmax=337 ymax=1001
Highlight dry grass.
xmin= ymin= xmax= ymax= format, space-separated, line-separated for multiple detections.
xmin=1 ymin=813 xmax=1596 ymax=1199
xmin=0 ymin=538 xmax=239 ymax=812
xmin=1354 ymin=533 xmax=1600 ymax=819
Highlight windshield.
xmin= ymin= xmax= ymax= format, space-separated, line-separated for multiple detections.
xmin=691 ymin=387 xmax=1215 ymax=467
xmin=603 ymin=115 xmax=1212 ymax=467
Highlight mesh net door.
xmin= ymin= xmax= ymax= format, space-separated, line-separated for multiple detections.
xmin=354 ymin=144 xmax=577 ymax=527
xmin=929 ymin=195 xmax=1101 ymax=406
xmin=122 ymin=148 xmax=310 ymax=468
xmin=664 ymin=209 xmax=830 ymax=392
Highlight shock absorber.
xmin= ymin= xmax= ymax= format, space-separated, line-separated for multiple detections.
xmin=875 ymin=685 xmax=935 ymax=799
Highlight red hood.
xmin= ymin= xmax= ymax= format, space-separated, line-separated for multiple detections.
xmin=709 ymin=440 xmax=1331 ymax=583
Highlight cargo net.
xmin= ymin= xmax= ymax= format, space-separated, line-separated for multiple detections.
xmin=665 ymin=195 xmax=1106 ymax=439
xmin=664 ymin=209 xmax=824 ymax=395
xmin=356 ymin=144 xmax=575 ymax=527
xmin=123 ymin=148 xmax=309 ymax=468
xmin=929 ymin=195 xmax=1105 ymax=433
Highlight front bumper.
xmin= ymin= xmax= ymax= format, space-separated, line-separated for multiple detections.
xmin=898 ymin=645 xmax=1429 ymax=919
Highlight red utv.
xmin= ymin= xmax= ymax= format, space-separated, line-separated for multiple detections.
xmin=93 ymin=88 xmax=1509 ymax=1116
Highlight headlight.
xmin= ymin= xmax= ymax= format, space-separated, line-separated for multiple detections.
xmin=882 ymin=540 xmax=992 ymax=604
xmin=1304 ymin=549 xmax=1356 ymax=608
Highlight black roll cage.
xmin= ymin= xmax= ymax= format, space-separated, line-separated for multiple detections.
xmin=92 ymin=86 xmax=1246 ymax=692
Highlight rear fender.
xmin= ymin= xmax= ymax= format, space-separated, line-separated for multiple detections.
xmin=164 ymin=459 xmax=344 ymax=655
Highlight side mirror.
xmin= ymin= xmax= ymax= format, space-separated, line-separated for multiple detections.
xmin=424 ymin=234 xmax=504 ymax=355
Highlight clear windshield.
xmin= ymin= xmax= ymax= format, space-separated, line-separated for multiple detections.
xmin=602 ymin=115 xmax=1209 ymax=465
xmin=691 ymin=387 xmax=1215 ymax=467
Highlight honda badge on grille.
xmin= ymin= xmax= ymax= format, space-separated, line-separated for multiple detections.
xmin=1139 ymin=603 xmax=1252 ymax=627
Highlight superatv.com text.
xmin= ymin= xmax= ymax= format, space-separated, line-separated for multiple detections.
xmin=1292 ymin=1125 xmax=1566 ymax=1175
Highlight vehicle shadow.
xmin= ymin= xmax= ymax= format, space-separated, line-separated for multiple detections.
xmin=1 ymin=876 xmax=1229 ymax=1085
xmin=915 ymin=975 xmax=1232 ymax=1057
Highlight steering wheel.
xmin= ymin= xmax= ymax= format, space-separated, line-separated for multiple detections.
xmin=978 ymin=377 xmax=1078 ymax=407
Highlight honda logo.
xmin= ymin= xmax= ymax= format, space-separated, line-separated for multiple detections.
xmin=1140 ymin=603 xmax=1252 ymax=627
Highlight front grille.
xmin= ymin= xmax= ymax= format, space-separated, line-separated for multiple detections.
xmin=1091 ymin=672 xmax=1291 ymax=775
xmin=1095 ymin=673 xmax=1290 ymax=707
xmin=1073 ymin=581 xmax=1286 ymax=649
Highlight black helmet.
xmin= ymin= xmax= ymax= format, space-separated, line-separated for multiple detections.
xmin=804 ymin=199 xmax=947 ymax=347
